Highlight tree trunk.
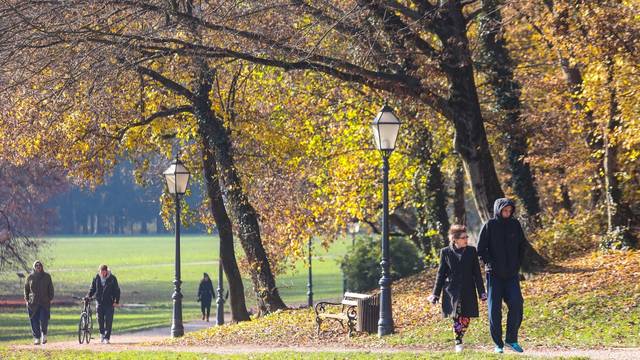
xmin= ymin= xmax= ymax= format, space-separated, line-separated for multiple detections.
xmin=479 ymin=0 xmax=542 ymax=223
xmin=410 ymin=128 xmax=449 ymax=252
xmin=603 ymin=59 xmax=636 ymax=248
xmin=544 ymin=2 xmax=604 ymax=208
xmin=439 ymin=48 xmax=504 ymax=221
xmin=557 ymin=168 xmax=574 ymax=215
xmin=434 ymin=2 xmax=546 ymax=270
xmin=200 ymin=133 xmax=252 ymax=322
xmin=192 ymin=68 xmax=287 ymax=312
xmin=559 ymin=60 xmax=605 ymax=209
xmin=453 ymin=158 xmax=466 ymax=226
xmin=430 ymin=2 xmax=504 ymax=223
xmin=428 ymin=156 xmax=450 ymax=244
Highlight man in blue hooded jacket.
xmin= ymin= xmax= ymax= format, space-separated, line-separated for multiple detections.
xmin=477 ymin=198 xmax=526 ymax=354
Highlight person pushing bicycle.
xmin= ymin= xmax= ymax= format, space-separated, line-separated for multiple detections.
xmin=86 ymin=264 xmax=120 ymax=344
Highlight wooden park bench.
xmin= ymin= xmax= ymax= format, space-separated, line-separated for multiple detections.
xmin=314 ymin=292 xmax=379 ymax=337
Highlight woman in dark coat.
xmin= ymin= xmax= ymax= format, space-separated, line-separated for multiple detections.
xmin=197 ymin=273 xmax=215 ymax=322
xmin=428 ymin=225 xmax=487 ymax=352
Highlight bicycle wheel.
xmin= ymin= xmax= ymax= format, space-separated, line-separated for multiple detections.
xmin=78 ymin=313 xmax=88 ymax=344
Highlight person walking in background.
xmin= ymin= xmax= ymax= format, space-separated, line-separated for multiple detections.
xmin=477 ymin=198 xmax=527 ymax=354
xmin=24 ymin=260 xmax=54 ymax=345
xmin=428 ymin=225 xmax=487 ymax=353
xmin=86 ymin=264 xmax=120 ymax=344
xmin=197 ymin=273 xmax=215 ymax=322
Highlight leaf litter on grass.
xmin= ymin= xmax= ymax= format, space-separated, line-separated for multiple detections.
xmin=165 ymin=250 xmax=640 ymax=349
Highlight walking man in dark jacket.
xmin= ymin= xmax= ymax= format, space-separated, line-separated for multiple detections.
xmin=87 ymin=264 xmax=120 ymax=344
xmin=477 ymin=198 xmax=526 ymax=354
xmin=24 ymin=260 xmax=54 ymax=345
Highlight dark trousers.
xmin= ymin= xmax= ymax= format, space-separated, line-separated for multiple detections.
xmin=486 ymin=273 xmax=523 ymax=347
xmin=201 ymin=301 xmax=211 ymax=318
xmin=28 ymin=306 xmax=50 ymax=339
xmin=96 ymin=304 xmax=115 ymax=339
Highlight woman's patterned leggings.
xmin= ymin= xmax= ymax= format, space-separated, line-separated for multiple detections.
xmin=453 ymin=315 xmax=471 ymax=344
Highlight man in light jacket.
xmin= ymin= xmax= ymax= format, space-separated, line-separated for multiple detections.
xmin=87 ymin=264 xmax=120 ymax=344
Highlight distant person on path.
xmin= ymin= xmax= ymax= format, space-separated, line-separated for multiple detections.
xmin=86 ymin=264 xmax=120 ymax=344
xmin=428 ymin=225 xmax=487 ymax=353
xmin=24 ymin=260 xmax=54 ymax=345
xmin=197 ymin=273 xmax=215 ymax=322
xmin=477 ymin=198 xmax=527 ymax=354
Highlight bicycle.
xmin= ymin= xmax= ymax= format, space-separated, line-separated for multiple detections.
xmin=73 ymin=296 xmax=94 ymax=344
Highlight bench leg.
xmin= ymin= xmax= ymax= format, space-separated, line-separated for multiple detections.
xmin=347 ymin=319 xmax=356 ymax=338
xmin=315 ymin=317 xmax=322 ymax=336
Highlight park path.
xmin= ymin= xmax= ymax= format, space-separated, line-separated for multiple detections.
xmin=12 ymin=324 xmax=640 ymax=360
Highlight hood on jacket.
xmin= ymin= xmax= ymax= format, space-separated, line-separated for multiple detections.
xmin=493 ymin=198 xmax=516 ymax=219
xmin=32 ymin=260 xmax=43 ymax=272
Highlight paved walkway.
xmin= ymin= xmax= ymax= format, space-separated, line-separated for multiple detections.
xmin=11 ymin=321 xmax=640 ymax=359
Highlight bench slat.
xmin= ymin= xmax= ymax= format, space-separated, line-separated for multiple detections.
xmin=344 ymin=292 xmax=371 ymax=299
xmin=341 ymin=299 xmax=358 ymax=306
xmin=318 ymin=313 xmax=348 ymax=320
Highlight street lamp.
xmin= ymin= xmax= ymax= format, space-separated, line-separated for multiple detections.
xmin=216 ymin=255 xmax=225 ymax=326
xmin=346 ymin=219 xmax=360 ymax=247
xmin=344 ymin=219 xmax=360 ymax=293
xmin=371 ymin=104 xmax=400 ymax=336
xmin=307 ymin=237 xmax=313 ymax=308
xmin=163 ymin=155 xmax=191 ymax=338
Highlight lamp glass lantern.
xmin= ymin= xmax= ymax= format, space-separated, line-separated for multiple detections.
xmin=163 ymin=158 xmax=191 ymax=195
xmin=371 ymin=105 xmax=401 ymax=152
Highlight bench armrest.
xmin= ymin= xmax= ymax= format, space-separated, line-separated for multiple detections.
xmin=314 ymin=301 xmax=342 ymax=316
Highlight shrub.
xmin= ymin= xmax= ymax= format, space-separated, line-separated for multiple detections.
xmin=532 ymin=210 xmax=601 ymax=260
xmin=340 ymin=236 xmax=424 ymax=292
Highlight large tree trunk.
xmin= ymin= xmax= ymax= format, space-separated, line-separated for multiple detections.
xmin=557 ymin=168 xmax=574 ymax=215
xmin=435 ymin=2 xmax=547 ymax=270
xmin=479 ymin=0 xmax=542 ymax=223
xmin=192 ymin=68 xmax=287 ymax=312
xmin=453 ymin=158 xmax=466 ymax=226
xmin=559 ymin=60 xmax=605 ymax=209
xmin=434 ymin=4 xmax=505 ymax=222
xmin=543 ymin=3 xmax=604 ymax=208
xmin=411 ymin=128 xmax=450 ymax=251
xmin=603 ymin=59 xmax=636 ymax=248
xmin=198 ymin=111 xmax=287 ymax=313
xmin=428 ymin=155 xmax=450 ymax=244
xmin=200 ymin=134 xmax=251 ymax=322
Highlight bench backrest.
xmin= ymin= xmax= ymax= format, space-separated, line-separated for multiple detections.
xmin=343 ymin=292 xmax=371 ymax=300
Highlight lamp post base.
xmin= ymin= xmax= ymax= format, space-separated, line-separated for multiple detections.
xmin=171 ymin=285 xmax=184 ymax=337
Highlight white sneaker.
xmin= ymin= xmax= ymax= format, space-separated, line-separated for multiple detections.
xmin=41 ymin=334 xmax=47 ymax=344
xmin=455 ymin=343 xmax=464 ymax=352
xmin=104 ymin=338 xmax=110 ymax=344
xmin=100 ymin=336 xmax=105 ymax=344
xmin=33 ymin=337 xmax=40 ymax=345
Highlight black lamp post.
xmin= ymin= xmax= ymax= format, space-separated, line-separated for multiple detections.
xmin=216 ymin=257 xmax=225 ymax=325
xmin=344 ymin=219 xmax=360 ymax=293
xmin=163 ymin=156 xmax=191 ymax=338
xmin=371 ymin=104 xmax=400 ymax=337
xmin=346 ymin=219 xmax=360 ymax=248
xmin=307 ymin=237 xmax=313 ymax=308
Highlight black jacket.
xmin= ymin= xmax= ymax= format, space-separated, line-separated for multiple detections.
xmin=88 ymin=273 xmax=121 ymax=306
xmin=432 ymin=246 xmax=485 ymax=318
xmin=477 ymin=198 xmax=527 ymax=278
xmin=197 ymin=279 xmax=215 ymax=305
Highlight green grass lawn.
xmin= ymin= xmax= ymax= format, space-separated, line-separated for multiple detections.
xmin=0 ymin=349 xmax=583 ymax=360
xmin=0 ymin=234 xmax=349 ymax=343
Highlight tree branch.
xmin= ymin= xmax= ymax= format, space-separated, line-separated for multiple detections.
xmin=114 ymin=105 xmax=193 ymax=140
xmin=136 ymin=66 xmax=195 ymax=100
